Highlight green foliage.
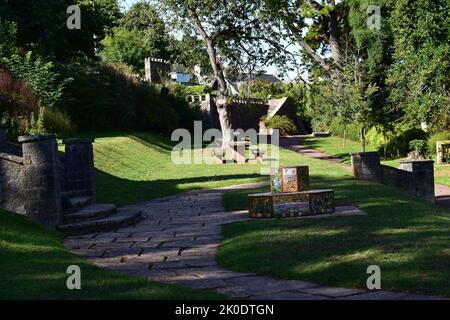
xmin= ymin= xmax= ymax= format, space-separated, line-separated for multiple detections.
xmin=264 ymin=115 xmax=297 ymax=136
xmin=180 ymin=85 xmax=210 ymax=95
xmin=43 ymin=108 xmax=77 ymax=137
xmin=328 ymin=118 xmax=361 ymax=141
xmin=169 ymin=35 xmax=212 ymax=75
xmin=2 ymin=52 xmax=67 ymax=108
xmin=367 ymin=126 xmax=428 ymax=157
xmin=387 ymin=0 xmax=450 ymax=130
xmin=101 ymin=1 xmax=170 ymax=73
xmin=428 ymin=132 xmax=450 ymax=155
xmin=0 ymin=20 xmax=17 ymax=58
xmin=0 ymin=0 xmax=122 ymax=60
xmin=239 ymin=80 xmax=289 ymax=100
xmin=60 ymin=60 xmax=199 ymax=133
xmin=409 ymin=139 xmax=427 ymax=155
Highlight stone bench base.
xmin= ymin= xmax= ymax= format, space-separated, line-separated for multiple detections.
xmin=248 ymin=190 xmax=335 ymax=218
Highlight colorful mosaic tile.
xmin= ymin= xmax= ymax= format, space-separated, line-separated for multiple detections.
xmin=248 ymin=189 xmax=335 ymax=218
xmin=270 ymin=166 xmax=310 ymax=193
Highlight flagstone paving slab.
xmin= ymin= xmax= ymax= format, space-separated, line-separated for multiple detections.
xmin=64 ymin=183 xmax=446 ymax=300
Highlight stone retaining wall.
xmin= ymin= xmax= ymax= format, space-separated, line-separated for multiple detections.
xmin=351 ymin=152 xmax=435 ymax=202
xmin=0 ymin=127 xmax=96 ymax=229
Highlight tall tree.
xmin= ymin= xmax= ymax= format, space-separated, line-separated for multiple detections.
xmin=101 ymin=0 xmax=170 ymax=72
xmin=0 ymin=0 xmax=122 ymax=60
xmin=387 ymin=0 xmax=450 ymax=131
xmin=162 ymin=0 xmax=280 ymax=148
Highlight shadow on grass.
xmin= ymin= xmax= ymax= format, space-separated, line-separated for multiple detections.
xmin=0 ymin=210 xmax=223 ymax=299
xmin=218 ymin=178 xmax=450 ymax=297
xmin=95 ymin=168 xmax=264 ymax=205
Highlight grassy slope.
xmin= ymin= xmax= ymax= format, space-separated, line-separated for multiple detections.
xmin=92 ymin=132 xmax=348 ymax=205
xmin=219 ymin=151 xmax=450 ymax=297
xmin=301 ymin=136 xmax=449 ymax=186
xmin=0 ymin=210 xmax=224 ymax=299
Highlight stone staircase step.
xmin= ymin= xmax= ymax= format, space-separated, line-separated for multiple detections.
xmin=63 ymin=196 xmax=94 ymax=213
xmin=59 ymin=208 xmax=143 ymax=235
xmin=64 ymin=203 xmax=117 ymax=223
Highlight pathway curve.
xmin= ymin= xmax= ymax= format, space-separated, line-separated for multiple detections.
xmin=281 ymin=136 xmax=450 ymax=209
xmin=64 ymin=183 xmax=444 ymax=300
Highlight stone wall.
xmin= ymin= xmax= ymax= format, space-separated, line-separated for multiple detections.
xmin=0 ymin=127 xmax=96 ymax=229
xmin=144 ymin=58 xmax=171 ymax=84
xmin=351 ymin=152 xmax=435 ymax=202
xmin=227 ymin=99 xmax=269 ymax=132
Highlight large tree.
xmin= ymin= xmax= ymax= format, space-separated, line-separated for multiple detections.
xmin=101 ymin=1 xmax=171 ymax=72
xmin=387 ymin=0 xmax=449 ymax=131
xmin=162 ymin=0 xmax=281 ymax=148
xmin=0 ymin=0 xmax=122 ymax=60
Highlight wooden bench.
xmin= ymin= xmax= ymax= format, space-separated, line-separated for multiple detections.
xmin=248 ymin=189 xmax=335 ymax=218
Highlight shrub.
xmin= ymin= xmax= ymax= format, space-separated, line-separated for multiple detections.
xmin=1 ymin=51 xmax=67 ymax=108
xmin=265 ymin=115 xmax=298 ymax=136
xmin=428 ymin=131 xmax=450 ymax=155
xmin=43 ymin=108 xmax=76 ymax=137
xmin=409 ymin=139 xmax=428 ymax=156
xmin=328 ymin=118 xmax=361 ymax=141
xmin=60 ymin=61 xmax=200 ymax=133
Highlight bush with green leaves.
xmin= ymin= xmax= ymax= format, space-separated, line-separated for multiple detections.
xmin=264 ymin=115 xmax=297 ymax=136
xmin=1 ymin=52 xmax=67 ymax=108
xmin=61 ymin=60 xmax=200 ymax=133
xmin=328 ymin=118 xmax=361 ymax=141
xmin=409 ymin=139 xmax=428 ymax=156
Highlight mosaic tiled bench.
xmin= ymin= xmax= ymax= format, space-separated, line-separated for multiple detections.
xmin=248 ymin=166 xmax=335 ymax=218
xmin=248 ymin=189 xmax=335 ymax=218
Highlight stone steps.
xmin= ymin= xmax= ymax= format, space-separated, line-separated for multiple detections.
xmin=64 ymin=196 xmax=94 ymax=213
xmin=64 ymin=203 xmax=117 ymax=223
xmin=59 ymin=208 xmax=143 ymax=235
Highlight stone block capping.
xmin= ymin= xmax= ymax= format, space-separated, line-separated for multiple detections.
xmin=351 ymin=152 xmax=435 ymax=202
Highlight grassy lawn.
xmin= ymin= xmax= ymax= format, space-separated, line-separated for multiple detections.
xmin=5 ymin=131 xmax=450 ymax=299
xmin=301 ymin=135 xmax=450 ymax=187
xmin=2 ymin=131 xmax=349 ymax=299
xmin=300 ymin=136 xmax=376 ymax=164
xmin=219 ymin=152 xmax=450 ymax=296
xmin=0 ymin=209 xmax=224 ymax=299
xmin=91 ymin=132 xmax=350 ymax=205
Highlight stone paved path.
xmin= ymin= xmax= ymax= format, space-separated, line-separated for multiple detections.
xmin=281 ymin=135 xmax=450 ymax=210
xmin=64 ymin=183 xmax=445 ymax=300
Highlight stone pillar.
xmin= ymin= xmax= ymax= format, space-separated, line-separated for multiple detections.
xmin=350 ymin=152 xmax=382 ymax=183
xmin=63 ymin=138 xmax=95 ymax=200
xmin=0 ymin=125 xmax=7 ymax=148
xmin=400 ymin=160 xmax=435 ymax=203
xmin=19 ymin=135 xmax=62 ymax=229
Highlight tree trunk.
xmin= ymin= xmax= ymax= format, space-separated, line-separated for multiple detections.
xmin=188 ymin=9 xmax=233 ymax=149
xmin=361 ymin=127 xmax=366 ymax=152
xmin=326 ymin=1 xmax=342 ymax=68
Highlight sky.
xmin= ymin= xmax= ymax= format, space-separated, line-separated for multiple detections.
xmin=120 ymin=0 xmax=302 ymax=81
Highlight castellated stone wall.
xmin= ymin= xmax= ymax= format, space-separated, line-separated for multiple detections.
xmin=0 ymin=127 xmax=96 ymax=229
